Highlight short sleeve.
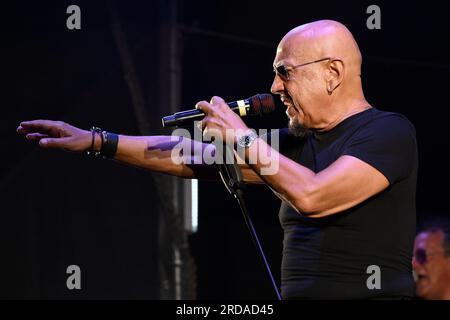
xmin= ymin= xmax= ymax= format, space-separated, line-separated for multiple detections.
xmin=342 ymin=114 xmax=417 ymax=184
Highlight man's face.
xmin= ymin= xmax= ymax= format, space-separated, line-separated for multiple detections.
xmin=270 ymin=39 xmax=327 ymax=135
xmin=413 ymin=231 xmax=450 ymax=299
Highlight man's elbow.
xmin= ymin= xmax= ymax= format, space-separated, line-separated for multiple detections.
xmin=291 ymin=197 xmax=317 ymax=215
xmin=290 ymin=185 xmax=321 ymax=215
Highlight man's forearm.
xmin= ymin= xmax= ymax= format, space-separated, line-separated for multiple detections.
xmin=115 ymin=135 xmax=186 ymax=176
xmin=111 ymin=135 xmax=212 ymax=179
xmin=105 ymin=134 xmax=262 ymax=183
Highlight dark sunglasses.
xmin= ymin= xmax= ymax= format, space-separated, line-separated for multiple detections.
xmin=414 ymin=248 xmax=447 ymax=265
xmin=273 ymin=57 xmax=331 ymax=81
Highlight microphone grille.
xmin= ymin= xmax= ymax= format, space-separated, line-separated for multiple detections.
xmin=250 ymin=94 xmax=276 ymax=116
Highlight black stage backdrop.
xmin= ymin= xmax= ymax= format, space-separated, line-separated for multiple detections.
xmin=1 ymin=0 xmax=449 ymax=299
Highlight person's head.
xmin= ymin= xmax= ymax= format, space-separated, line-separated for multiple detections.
xmin=413 ymin=220 xmax=450 ymax=300
xmin=270 ymin=20 xmax=367 ymax=136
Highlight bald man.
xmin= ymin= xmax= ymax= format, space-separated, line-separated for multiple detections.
xmin=17 ymin=20 xmax=418 ymax=299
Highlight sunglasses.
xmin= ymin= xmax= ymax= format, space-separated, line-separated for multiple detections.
xmin=414 ymin=248 xmax=447 ymax=265
xmin=273 ymin=57 xmax=332 ymax=81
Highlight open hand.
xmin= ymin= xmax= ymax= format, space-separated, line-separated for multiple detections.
xmin=17 ymin=120 xmax=92 ymax=153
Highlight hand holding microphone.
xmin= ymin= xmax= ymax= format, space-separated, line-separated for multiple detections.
xmin=162 ymin=94 xmax=275 ymax=128
xmin=162 ymin=93 xmax=276 ymax=145
xmin=175 ymin=94 xmax=275 ymax=145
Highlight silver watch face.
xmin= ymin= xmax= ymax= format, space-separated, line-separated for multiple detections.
xmin=238 ymin=132 xmax=257 ymax=148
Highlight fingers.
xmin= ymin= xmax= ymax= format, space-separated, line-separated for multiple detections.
xmin=195 ymin=120 xmax=203 ymax=132
xmin=18 ymin=120 xmax=63 ymax=133
xmin=210 ymin=96 xmax=225 ymax=105
xmin=195 ymin=101 xmax=215 ymax=133
xmin=25 ymin=133 xmax=49 ymax=141
xmin=195 ymin=95 xmax=229 ymax=132
xmin=195 ymin=100 xmax=213 ymax=114
xmin=197 ymin=116 xmax=224 ymax=141
xmin=195 ymin=117 xmax=210 ymax=132
xmin=195 ymin=96 xmax=237 ymax=143
xmin=195 ymin=96 xmax=227 ymax=115
xmin=39 ymin=137 xmax=72 ymax=149
xmin=16 ymin=126 xmax=30 ymax=134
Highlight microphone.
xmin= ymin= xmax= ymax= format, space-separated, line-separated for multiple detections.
xmin=161 ymin=93 xmax=275 ymax=128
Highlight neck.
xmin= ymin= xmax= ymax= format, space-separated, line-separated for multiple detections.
xmin=316 ymin=96 xmax=371 ymax=132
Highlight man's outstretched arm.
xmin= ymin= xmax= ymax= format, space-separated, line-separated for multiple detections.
xmin=17 ymin=120 xmax=263 ymax=183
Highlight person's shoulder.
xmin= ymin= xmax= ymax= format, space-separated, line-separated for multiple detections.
xmin=369 ymin=108 xmax=416 ymax=132
xmin=356 ymin=108 xmax=416 ymax=140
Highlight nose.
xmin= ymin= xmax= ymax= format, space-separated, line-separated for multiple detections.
xmin=270 ymin=74 xmax=284 ymax=95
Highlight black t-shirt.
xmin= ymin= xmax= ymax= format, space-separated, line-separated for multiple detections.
xmin=272 ymin=107 xmax=417 ymax=299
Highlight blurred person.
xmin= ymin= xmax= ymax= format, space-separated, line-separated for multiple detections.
xmin=413 ymin=220 xmax=450 ymax=300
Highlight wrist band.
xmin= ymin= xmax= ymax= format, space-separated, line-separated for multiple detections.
xmin=86 ymin=127 xmax=118 ymax=159
xmin=100 ymin=131 xmax=119 ymax=159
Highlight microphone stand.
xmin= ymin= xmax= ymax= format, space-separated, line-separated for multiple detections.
xmin=215 ymin=141 xmax=281 ymax=300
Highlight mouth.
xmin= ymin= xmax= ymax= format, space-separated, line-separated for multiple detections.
xmin=280 ymin=95 xmax=297 ymax=117
xmin=280 ymin=95 xmax=293 ymax=105
xmin=417 ymin=274 xmax=429 ymax=283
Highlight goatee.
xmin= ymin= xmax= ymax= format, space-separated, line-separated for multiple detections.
xmin=288 ymin=119 xmax=309 ymax=138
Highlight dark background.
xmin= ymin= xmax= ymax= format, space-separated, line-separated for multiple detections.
xmin=1 ymin=0 xmax=449 ymax=299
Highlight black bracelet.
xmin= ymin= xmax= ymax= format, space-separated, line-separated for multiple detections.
xmin=86 ymin=127 xmax=103 ymax=156
xmin=100 ymin=131 xmax=119 ymax=159
xmin=86 ymin=126 xmax=118 ymax=159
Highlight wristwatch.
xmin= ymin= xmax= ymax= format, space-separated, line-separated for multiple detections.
xmin=237 ymin=130 xmax=258 ymax=148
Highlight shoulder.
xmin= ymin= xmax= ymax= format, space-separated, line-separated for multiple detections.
xmin=349 ymin=108 xmax=417 ymax=145
xmin=343 ymin=108 xmax=418 ymax=184
xmin=365 ymin=109 xmax=416 ymax=135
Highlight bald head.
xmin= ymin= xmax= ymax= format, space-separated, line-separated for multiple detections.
xmin=278 ymin=20 xmax=362 ymax=75
xmin=271 ymin=20 xmax=370 ymax=132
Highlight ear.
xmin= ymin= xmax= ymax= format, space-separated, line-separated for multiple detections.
xmin=325 ymin=59 xmax=344 ymax=95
